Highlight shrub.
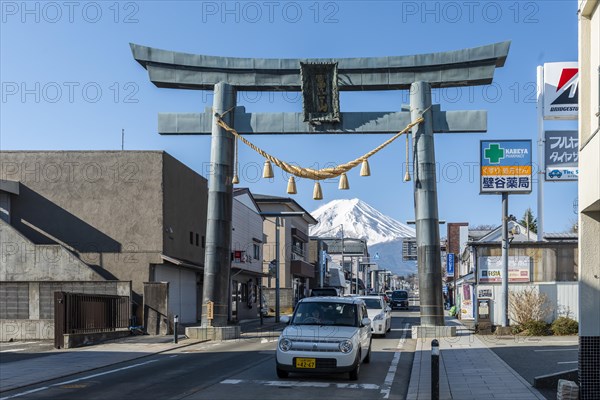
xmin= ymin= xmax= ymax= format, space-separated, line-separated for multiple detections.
xmin=521 ymin=320 xmax=551 ymax=336
xmin=509 ymin=287 xmax=553 ymax=326
xmin=551 ymin=317 xmax=579 ymax=335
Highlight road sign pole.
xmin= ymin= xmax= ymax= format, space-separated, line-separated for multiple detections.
xmin=536 ymin=66 xmax=545 ymax=240
xmin=501 ymin=193 xmax=510 ymax=327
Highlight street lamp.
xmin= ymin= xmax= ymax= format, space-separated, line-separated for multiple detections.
xmin=260 ymin=211 xmax=305 ymax=323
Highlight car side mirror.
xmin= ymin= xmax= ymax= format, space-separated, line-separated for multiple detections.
xmin=280 ymin=315 xmax=290 ymax=324
xmin=361 ymin=317 xmax=371 ymax=327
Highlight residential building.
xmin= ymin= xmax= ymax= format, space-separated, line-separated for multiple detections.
xmin=578 ymin=1 xmax=600 ymax=398
xmin=229 ymin=189 xmax=265 ymax=322
xmin=253 ymin=194 xmax=317 ymax=313
xmin=0 ymin=151 xmax=208 ymax=328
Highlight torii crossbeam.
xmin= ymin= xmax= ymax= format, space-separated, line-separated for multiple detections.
xmin=131 ymin=41 xmax=510 ymax=330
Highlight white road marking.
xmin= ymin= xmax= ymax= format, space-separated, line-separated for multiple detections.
xmin=534 ymin=349 xmax=578 ymax=352
xmin=0 ymin=349 xmax=26 ymax=353
xmin=0 ymin=359 xmax=160 ymax=400
xmin=0 ymin=342 xmax=38 ymax=346
xmin=557 ymin=361 xmax=578 ymax=364
xmin=220 ymin=379 xmax=380 ymax=390
xmin=380 ymin=322 xmax=409 ymax=399
xmin=169 ymin=355 xmax=179 ymax=358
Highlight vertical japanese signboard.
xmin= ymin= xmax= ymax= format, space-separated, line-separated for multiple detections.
xmin=544 ymin=130 xmax=579 ymax=181
xmin=480 ymin=140 xmax=532 ymax=194
xmin=446 ymin=253 xmax=455 ymax=275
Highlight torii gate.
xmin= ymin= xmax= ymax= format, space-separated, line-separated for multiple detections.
xmin=131 ymin=42 xmax=510 ymax=331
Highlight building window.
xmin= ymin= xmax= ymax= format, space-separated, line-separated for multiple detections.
xmin=253 ymin=244 xmax=260 ymax=260
xmin=202 ymin=236 xmax=205 ymax=248
xmin=189 ymin=231 xmax=193 ymax=245
xmin=195 ymin=233 xmax=199 ymax=247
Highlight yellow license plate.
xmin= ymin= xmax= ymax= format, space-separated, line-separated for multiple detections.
xmin=295 ymin=358 xmax=316 ymax=369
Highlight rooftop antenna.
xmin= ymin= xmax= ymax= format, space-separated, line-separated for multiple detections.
xmin=121 ymin=129 xmax=125 ymax=150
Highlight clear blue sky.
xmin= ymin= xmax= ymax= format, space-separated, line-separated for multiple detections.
xmin=1 ymin=1 xmax=579 ymax=233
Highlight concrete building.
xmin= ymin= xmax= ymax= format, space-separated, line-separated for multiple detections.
xmin=317 ymin=237 xmax=369 ymax=294
xmin=229 ymin=189 xmax=265 ymax=322
xmin=578 ymin=1 xmax=600 ymax=398
xmin=253 ymin=194 xmax=317 ymax=313
xmin=444 ymin=223 xmax=468 ymax=306
xmin=457 ymin=221 xmax=578 ymax=325
xmin=0 ymin=151 xmax=208 ymax=327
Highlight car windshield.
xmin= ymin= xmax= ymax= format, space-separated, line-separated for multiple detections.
xmin=292 ymin=301 xmax=357 ymax=327
xmin=361 ymin=298 xmax=383 ymax=309
xmin=392 ymin=291 xmax=408 ymax=299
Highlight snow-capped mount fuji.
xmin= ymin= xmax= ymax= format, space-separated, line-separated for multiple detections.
xmin=309 ymin=198 xmax=415 ymax=245
xmin=309 ymin=199 xmax=417 ymax=276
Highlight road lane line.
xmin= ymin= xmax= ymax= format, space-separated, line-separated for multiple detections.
xmin=557 ymin=361 xmax=578 ymax=364
xmin=0 ymin=386 xmax=50 ymax=400
xmin=0 ymin=342 xmax=38 ymax=346
xmin=0 ymin=359 xmax=160 ymax=399
xmin=380 ymin=322 xmax=409 ymax=399
xmin=220 ymin=379 xmax=380 ymax=390
xmin=0 ymin=349 xmax=26 ymax=353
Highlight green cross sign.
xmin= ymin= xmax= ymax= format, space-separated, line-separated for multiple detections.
xmin=485 ymin=143 xmax=505 ymax=164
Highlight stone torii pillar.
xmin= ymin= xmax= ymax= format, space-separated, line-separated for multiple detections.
xmin=131 ymin=41 xmax=510 ymax=333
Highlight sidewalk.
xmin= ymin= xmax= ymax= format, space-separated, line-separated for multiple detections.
xmin=406 ymin=319 xmax=546 ymax=400
xmin=0 ymin=318 xmax=283 ymax=394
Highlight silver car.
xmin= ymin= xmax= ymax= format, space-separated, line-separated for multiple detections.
xmin=276 ymin=297 xmax=372 ymax=380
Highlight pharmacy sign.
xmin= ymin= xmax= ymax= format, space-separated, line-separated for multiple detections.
xmin=480 ymin=140 xmax=532 ymax=194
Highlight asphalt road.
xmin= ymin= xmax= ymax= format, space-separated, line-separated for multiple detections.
xmin=0 ymin=309 xmax=421 ymax=400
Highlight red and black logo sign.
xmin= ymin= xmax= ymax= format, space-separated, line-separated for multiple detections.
xmin=551 ymin=68 xmax=579 ymax=105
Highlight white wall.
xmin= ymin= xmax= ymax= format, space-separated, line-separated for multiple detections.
xmin=476 ymin=282 xmax=579 ymax=325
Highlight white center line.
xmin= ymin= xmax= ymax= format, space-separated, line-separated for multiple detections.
xmin=220 ymin=379 xmax=380 ymax=390
xmin=557 ymin=361 xmax=578 ymax=364
xmin=380 ymin=322 xmax=408 ymax=399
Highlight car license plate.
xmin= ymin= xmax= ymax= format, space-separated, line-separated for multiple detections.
xmin=295 ymin=358 xmax=316 ymax=369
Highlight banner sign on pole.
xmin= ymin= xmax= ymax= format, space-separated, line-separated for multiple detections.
xmin=446 ymin=253 xmax=455 ymax=275
xmin=480 ymin=140 xmax=532 ymax=194
xmin=542 ymin=62 xmax=579 ymax=120
xmin=544 ymin=130 xmax=579 ymax=181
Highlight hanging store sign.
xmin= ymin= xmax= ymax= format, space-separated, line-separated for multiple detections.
xmin=544 ymin=130 xmax=579 ymax=181
xmin=480 ymin=140 xmax=532 ymax=194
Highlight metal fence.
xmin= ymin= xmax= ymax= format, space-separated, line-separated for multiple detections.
xmin=54 ymin=292 xmax=129 ymax=348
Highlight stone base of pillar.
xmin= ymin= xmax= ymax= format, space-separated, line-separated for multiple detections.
xmin=411 ymin=325 xmax=457 ymax=339
xmin=185 ymin=326 xmax=241 ymax=341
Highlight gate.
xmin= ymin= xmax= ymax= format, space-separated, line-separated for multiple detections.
xmin=54 ymin=292 xmax=130 ymax=349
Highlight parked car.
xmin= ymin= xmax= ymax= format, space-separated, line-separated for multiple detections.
xmin=357 ymin=295 xmax=392 ymax=337
xmin=276 ymin=297 xmax=372 ymax=380
xmin=390 ymin=290 xmax=409 ymax=310
xmin=310 ymin=287 xmax=340 ymax=297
